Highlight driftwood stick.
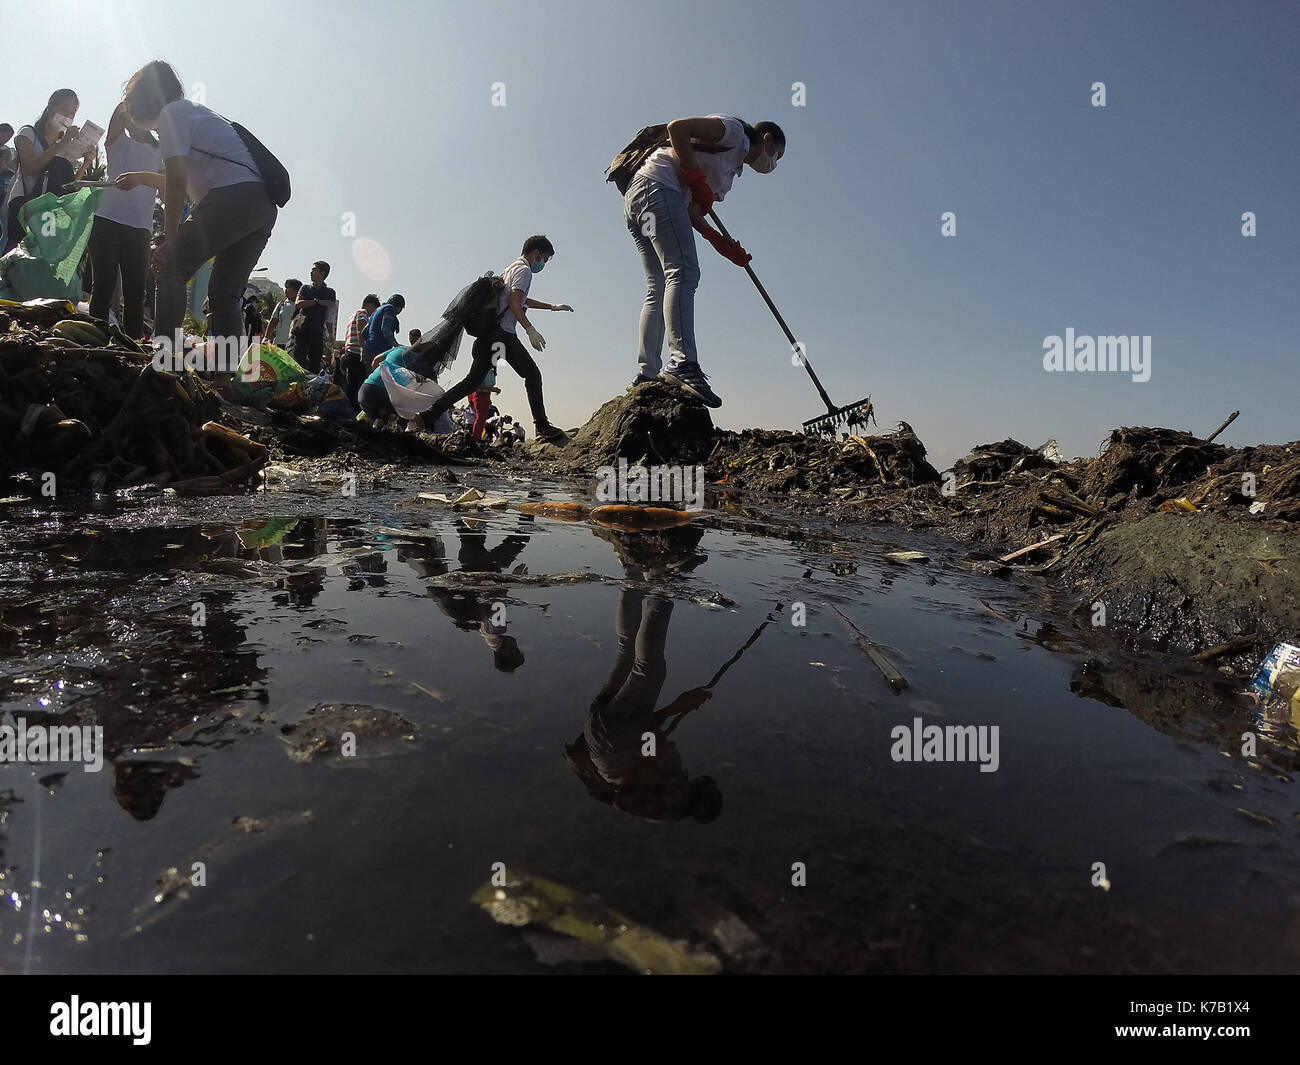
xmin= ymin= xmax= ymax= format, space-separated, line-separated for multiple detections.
xmin=999 ymin=534 xmax=1066 ymax=562
xmin=828 ymin=603 xmax=908 ymax=693
xmin=1038 ymin=488 xmax=1098 ymax=518
xmin=1204 ymin=410 xmax=1239 ymax=444
xmin=1192 ymin=633 xmax=1257 ymax=663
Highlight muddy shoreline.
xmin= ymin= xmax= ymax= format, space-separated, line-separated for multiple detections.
xmin=4 ymin=413 xmax=1299 ymax=972
xmin=4 ymin=341 xmax=1297 ymax=713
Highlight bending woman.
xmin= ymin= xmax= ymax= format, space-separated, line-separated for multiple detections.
xmin=623 ymin=115 xmax=785 ymax=409
xmin=122 ymin=60 xmax=276 ymax=359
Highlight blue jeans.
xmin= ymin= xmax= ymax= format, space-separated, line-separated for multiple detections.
xmin=624 ymin=175 xmax=700 ymax=374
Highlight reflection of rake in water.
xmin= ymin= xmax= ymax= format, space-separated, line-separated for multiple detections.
xmin=662 ymin=603 xmax=783 ymax=736
xmin=709 ymin=209 xmax=876 ymax=438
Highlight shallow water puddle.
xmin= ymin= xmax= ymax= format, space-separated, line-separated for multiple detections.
xmin=1 ymin=480 xmax=1297 ymax=973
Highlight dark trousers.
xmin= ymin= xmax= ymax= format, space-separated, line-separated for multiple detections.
xmin=155 ymin=181 xmax=276 ymax=346
xmin=357 ymin=380 xmax=395 ymax=420
xmin=88 ymin=216 xmax=150 ymax=339
xmin=426 ymin=327 xmax=549 ymax=427
xmin=2 ymin=156 xmax=76 ymax=253
xmin=340 ymin=350 xmax=366 ymax=409
xmin=295 ymin=330 xmax=325 ymax=375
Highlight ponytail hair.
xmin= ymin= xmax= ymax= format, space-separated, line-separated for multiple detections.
xmin=36 ymin=89 xmax=78 ymax=138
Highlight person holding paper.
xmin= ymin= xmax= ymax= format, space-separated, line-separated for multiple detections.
xmin=2 ymin=89 xmax=96 ymax=253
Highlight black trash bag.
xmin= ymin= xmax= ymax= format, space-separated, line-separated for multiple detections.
xmin=407 ymin=272 xmax=506 ymax=379
xmin=444 ymin=272 xmax=505 ymax=338
xmin=406 ymin=318 xmax=462 ymax=379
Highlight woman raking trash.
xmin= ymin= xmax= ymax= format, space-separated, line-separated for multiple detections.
xmin=611 ymin=114 xmax=786 ymax=409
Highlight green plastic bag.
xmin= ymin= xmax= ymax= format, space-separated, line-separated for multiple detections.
xmin=231 ymin=343 xmax=308 ymax=405
xmin=235 ymin=343 xmax=307 ymax=385
xmin=0 ymin=188 xmax=104 ymax=301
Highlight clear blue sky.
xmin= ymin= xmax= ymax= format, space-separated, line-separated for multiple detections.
xmin=10 ymin=0 xmax=1297 ymax=466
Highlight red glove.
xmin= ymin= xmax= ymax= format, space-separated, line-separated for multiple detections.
xmin=681 ymin=167 xmax=716 ymax=214
xmin=702 ymin=227 xmax=752 ymax=267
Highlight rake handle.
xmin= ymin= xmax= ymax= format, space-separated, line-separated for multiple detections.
xmin=708 ymin=208 xmax=838 ymax=415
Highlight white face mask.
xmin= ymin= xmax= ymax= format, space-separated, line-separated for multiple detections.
xmin=49 ymin=113 xmax=72 ymax=134
xmin=752 ymin=145 xmax=779 ymax=174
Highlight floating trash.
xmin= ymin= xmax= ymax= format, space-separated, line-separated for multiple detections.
xmin=471 ymin=869 xmax=718 ymax=974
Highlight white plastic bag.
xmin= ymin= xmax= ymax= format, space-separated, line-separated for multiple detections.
xmin=380 ymin=363 xmax=444 ymax=420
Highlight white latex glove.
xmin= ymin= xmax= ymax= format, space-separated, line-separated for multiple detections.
xmin=526 ymin=325 xmax=546 ymax=352
xmin=552 ymin=304 xmax=573 ymax=312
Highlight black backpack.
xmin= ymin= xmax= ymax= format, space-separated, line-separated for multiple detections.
xmin=606 ymin=124 xmax=669 ymax=195
xmin=605 ymin=123 xmax=731 ymax=194
xmin=403 ymin=273 xmax=506 ymax=380
xmin=445 ymin=272 xmax=506 ymax=338
xmin=192 ymin=114 xmax=291 ymax=208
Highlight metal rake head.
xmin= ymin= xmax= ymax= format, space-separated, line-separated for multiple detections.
xmin=802 ymin=397 xmax=874 ymax=438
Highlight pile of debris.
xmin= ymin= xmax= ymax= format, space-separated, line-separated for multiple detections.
xmin=1 ymin=299 xmax=265 ymax=494
xmin=532 ymin=381 xmax=715 ymax=471
xmin=525 ymin=381 xmax=942 ymax=499
xmin=709 ymin=423 xmax=940 ymax=496
xmin=933 ymin=425 xmax=1300 ymax=663
xmin=941 ymin=425 xmax=1300 ymax=541
xmin=950 ymin=438 xmax=1060 ymax=486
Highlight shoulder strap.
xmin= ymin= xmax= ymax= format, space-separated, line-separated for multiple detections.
xmin=190 ymin=143 xmax=259 ymax=177
xmin=188 ymin=109 xmax=261 ymax=178
xmin=497 ymin=262 xmax=524 ymax=325
xmin=491 ymin=260 xmax=522 ymax=322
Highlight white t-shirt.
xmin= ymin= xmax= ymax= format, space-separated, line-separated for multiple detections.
xmin=5 ymin=127 xmax=47 ymax=201
xmin=156 ymin=100 xmax=261 ymax=203
xmin=497 ymin=256 xmax=533 ymax=334
xmin=636 ymin=114 xmax=749 ymax=203
xmin=270 ymin=299 xmax=296 ymax=347
xmin=95 ymin=132 xmax=161 ymax=231
xmin=2 ymin=125 xmax=65 ymax=221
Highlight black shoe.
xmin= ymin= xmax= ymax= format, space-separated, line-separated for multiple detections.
xmin=534 ymin=423 xmax=569 ymax=445
xmin=659 ymin=361 xmax=722 ymax=408
xmin=626 ymin=373 xmax=657 ymax=392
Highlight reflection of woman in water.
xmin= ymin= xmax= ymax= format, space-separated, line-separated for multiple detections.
xmin=565 ymin=525 xmax=724 ymax=823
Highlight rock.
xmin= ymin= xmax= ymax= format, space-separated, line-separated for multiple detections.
xmin=278 ymin=703 xmax=418 ymax=764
